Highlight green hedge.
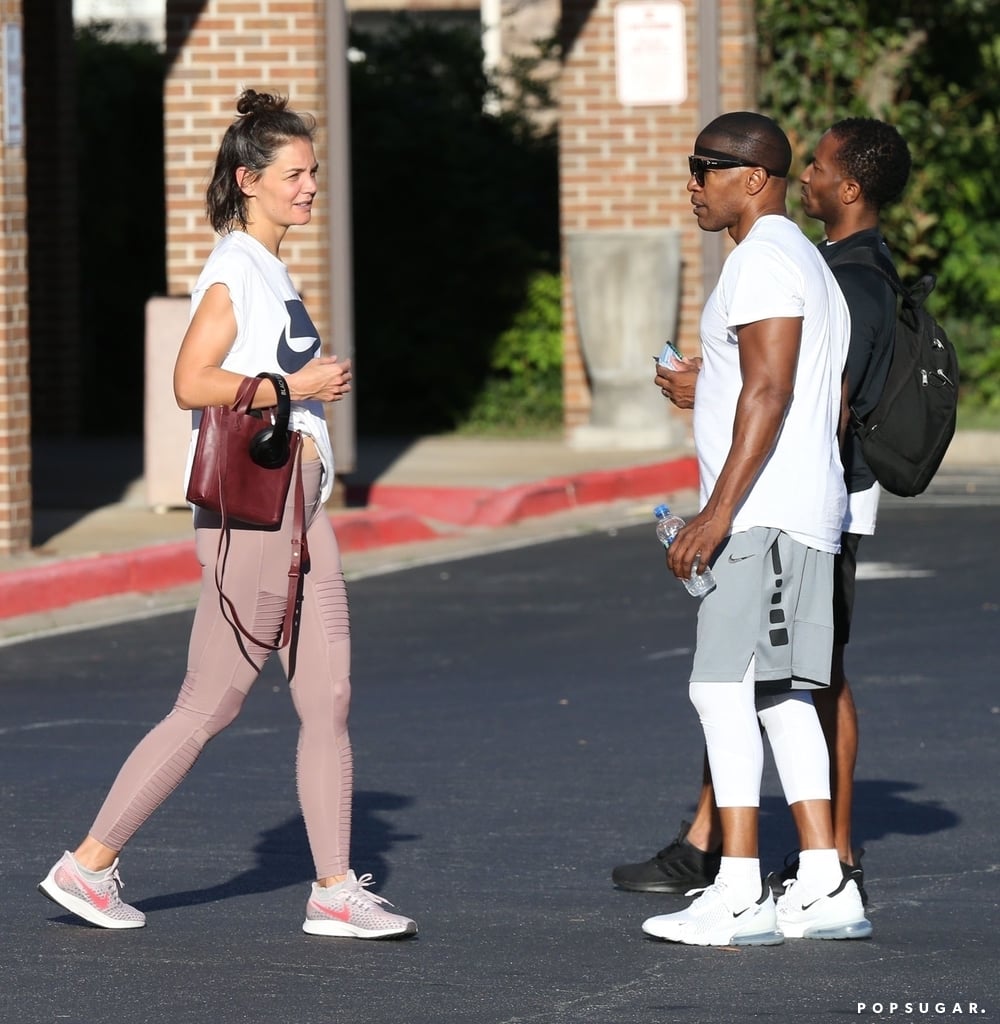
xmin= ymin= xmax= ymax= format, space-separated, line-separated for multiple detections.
xmin=348 ymin=18 xmax=560 ymax=435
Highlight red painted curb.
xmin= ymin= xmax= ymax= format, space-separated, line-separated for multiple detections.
xmin=0 ymin=458 xmax=697 ymax=621
xmin=0 ymin=509 xmax=442 ymax=621
xmin=365 ymin=456 xmax=699 ymax=527
xmin=0 ymin=541 xmax=201 ymax=620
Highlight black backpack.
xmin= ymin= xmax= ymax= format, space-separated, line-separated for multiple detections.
xmin=833 ymin=253 xmax=959 ymax=497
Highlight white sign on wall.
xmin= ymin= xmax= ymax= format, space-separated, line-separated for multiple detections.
xmin=614 ymin=1 xmax=687 ymax=107
xmin=3 ymin=23 xmax=24 ymax=147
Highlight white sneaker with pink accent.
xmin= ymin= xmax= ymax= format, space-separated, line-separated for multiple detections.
xmin=39 ymin=851 xmax=145 ymax=929
xmin=302 ymin=870 xmax=417 ymax=939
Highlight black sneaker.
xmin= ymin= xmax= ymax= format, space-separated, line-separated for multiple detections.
xmin=612 ymin=821 xmax=722 ymax=893
xmin=768 ymin=847 xmax=868 ymax=907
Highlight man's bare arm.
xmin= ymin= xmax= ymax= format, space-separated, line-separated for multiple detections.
xmin=666 ymin=316 xmax=802 ymax=580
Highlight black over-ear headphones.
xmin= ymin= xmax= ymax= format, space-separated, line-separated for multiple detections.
xmin=249 ymin=372 xmax=292 ymax=468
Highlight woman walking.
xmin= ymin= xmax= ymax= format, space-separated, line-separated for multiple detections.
xmin=39 ymin=90 xmax=416 ymax=940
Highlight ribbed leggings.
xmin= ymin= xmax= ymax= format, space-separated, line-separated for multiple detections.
xmin=89 ymin=458 xmax=352 ymax=878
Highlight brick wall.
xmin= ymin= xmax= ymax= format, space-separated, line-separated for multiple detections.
xmin=559 ymin=0 xmax=755 ymax=431
xmin=0 ymin=0 xmax=30 ymax=554
xmin=164 ymin=0 xmax=331 ymax=338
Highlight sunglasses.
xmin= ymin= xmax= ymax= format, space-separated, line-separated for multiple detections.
xmin=688 ymin=154 xmax=767 ymax=187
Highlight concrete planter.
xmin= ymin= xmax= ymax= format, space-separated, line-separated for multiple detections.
xmin=566 ymin=228 xmax=684 ymax=450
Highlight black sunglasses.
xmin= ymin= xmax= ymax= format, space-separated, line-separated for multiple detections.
xmin=688 ymin=154 xmax=766 ymax=187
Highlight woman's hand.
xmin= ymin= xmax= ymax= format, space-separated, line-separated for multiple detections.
xmin=287 ymin=357 xmax=353 ymax=403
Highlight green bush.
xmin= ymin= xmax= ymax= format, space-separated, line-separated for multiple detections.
xmin=348 ymin=18 xmax=560 ymax=435
xmin=461 ymin=271 xmax=563 ymax=434
xmin=757 ymin=0 xmax=1000 ymax=420
xmin=946 ymin=317 xmax=1000 ymax=416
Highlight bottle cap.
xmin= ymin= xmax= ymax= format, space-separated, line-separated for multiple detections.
xmin=653 ymin=504 xmax=670 ymax=517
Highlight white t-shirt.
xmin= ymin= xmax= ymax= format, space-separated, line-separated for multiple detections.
xmin=183 ymin=231 xmax=336 ymax=503
xmin=693 ymin=215 xmax=850 ymax=553
xmin=844 ymin=482 xmax=880 ymax=535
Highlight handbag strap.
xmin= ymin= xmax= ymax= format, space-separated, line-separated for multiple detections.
xmin=233 ymin=374 xmax=263 ymax=413
xmin=214 ymin=438 xmax=307 ymax=652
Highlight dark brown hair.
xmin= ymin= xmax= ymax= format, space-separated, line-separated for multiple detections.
xmin=205 ymin=89 xmax=316 ymax=234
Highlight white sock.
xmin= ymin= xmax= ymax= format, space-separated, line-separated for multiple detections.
xmin=797 ymin=849 xmax=842 ymax=895
xmin=716 ymin=856 xmax=761 ymax=905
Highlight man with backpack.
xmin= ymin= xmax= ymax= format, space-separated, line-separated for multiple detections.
xmin=623 ymin=117 xmax=912 ymax=906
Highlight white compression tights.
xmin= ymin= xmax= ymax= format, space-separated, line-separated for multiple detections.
xmin=689 ymin=657 xmax=832 ymax=807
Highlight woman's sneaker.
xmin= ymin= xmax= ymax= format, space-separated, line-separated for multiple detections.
xmin=641 ymin=880 xmax=784 ymax=946
xmin=38 ymin=851 xmax=145 ymax=929
xmin=775 ymin=875 xmax=872 ymax=940
xmin=302 ymin=871 xmax=417 ymax=939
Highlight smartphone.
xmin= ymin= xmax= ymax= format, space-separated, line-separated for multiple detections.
xmin=655 ymin=341 xmax=684 ymax=371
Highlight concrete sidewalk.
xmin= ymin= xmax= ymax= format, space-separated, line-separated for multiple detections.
xmin=0 ymin=434 xmax=701 ymax=630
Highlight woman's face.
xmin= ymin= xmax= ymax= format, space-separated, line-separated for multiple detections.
xmin=239 ymin=136 xmax=318 ymax=230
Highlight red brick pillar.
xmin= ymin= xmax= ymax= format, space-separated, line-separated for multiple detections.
xmin=0 ymin=0 xmax=30 ymax=554
xmin=163 ymin=0 xmax=329 ymax=314
xmin=559 ymin=0 xmax=756 ymax=440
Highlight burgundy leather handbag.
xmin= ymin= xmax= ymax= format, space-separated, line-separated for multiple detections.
xmin=186 ymin=375 xmax=300 ymax=527
xmin=186 ymin=374 xmax=306 ymax=651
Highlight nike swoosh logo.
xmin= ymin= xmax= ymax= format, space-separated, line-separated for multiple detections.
xmin=75 ymin=875 xmax=112 ymax=912
xmin=795 ymin=895 xmax=828 ymax=911
xmin=276 ymin=299 xmax=321 ymax=373
xmin=728 ymin=553 xmax=753 ymax=563
xmin=309 ymin=899 xmax=352 ymax=922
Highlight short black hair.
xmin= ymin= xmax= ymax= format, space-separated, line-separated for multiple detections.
xmin=827 ymin=118 xmax=911 ymax=210
xmin=696 ymin=111 xmax=792 ymax=178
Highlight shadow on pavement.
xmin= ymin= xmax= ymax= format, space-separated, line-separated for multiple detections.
xmin=132 ymin=790 xmax=418 ymax=914
xmin=750 ymin=779 xmax=959 ymax=868
xmin=852 ymin=777 xmax=960 ymax=843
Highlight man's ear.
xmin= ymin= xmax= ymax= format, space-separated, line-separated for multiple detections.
xmin=235 ymin=167 xmax=255 ymax=197
xmin=745 ymin=166 xmax=770 ymax=196
xmin=840 ymin=178 xmax=862 ymax=206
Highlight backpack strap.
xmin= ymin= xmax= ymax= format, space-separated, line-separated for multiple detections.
xmin=830 ymin=250 xmax=938 ymax=307
xmin=825 ymin=249 xmax=908 ymax=436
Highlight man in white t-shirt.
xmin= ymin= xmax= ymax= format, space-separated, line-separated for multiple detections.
xmin=616 ymin=119 xmax=911 ymax=915
xmin=636 ymin=112 xmax=870 ymax=947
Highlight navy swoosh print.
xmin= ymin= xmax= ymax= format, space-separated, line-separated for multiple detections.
xmin=276 ymin=299 xmax=321 ymax=372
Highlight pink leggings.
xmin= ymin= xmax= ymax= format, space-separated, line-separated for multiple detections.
xmin=89 ymin=458 xmax=352 ymax=878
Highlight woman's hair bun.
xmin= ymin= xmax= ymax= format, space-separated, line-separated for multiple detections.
xmin=236 ymin=89 xmax=288 ymax=117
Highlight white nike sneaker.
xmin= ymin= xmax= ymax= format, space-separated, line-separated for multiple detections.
xmin=642 ymin=880 xmax=784 ymax=946
xmin=775 ymin=875 xmax=872 ymax=940
xmin=302 ymin=870 xmax=417 ymax=939
xmin=38 ymin=851 xmax=145 ymax=929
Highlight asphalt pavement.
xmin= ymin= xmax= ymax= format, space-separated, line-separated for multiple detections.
xmin=2 ymin=475 xmax=998 ymax=1024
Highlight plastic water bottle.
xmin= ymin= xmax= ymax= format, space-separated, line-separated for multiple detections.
xmin=653 ymin=504 xmax=717 ymax=598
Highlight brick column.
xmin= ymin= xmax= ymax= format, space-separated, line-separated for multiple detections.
xmin=559 ymin=0 xmax=756 ymax=436
xmin=164 ymin=0 xmax=329 ymax=310
xmin=0 ymin=0 xmax=30 ymax=555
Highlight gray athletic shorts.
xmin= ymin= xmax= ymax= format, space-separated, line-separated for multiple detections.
xmin=690 ymin=527 xmax=834 ymax=694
